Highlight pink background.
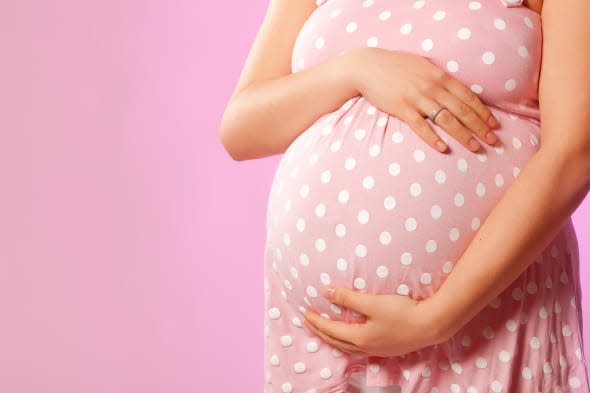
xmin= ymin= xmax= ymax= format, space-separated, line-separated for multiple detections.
xmin=0 ymin=1 xmax=587 ymax=392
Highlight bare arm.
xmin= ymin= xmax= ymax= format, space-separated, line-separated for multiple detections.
xmin=220 ymin=51 xmax=360 ymax=161
xmin=421 ymin=0 xmax=590 ymax=342
xmin=218 ymin=0 xmax=360 ymax=161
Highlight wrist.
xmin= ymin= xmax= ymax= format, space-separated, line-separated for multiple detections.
xmin=417 ymin=295 xmax=458 ymax=345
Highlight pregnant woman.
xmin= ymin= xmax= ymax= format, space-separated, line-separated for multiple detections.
xmin=219 ymin=0 xmax=590 ymax=392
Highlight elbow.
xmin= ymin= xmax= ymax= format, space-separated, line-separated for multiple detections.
xmin=219 ymin=127 xmax=247 ymax=161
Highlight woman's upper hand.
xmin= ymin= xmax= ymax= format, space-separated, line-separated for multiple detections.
xmin=347 ymin=47 xmax=500 ymax=153
xmin=302 ymin=285 xmax=445 ymax=357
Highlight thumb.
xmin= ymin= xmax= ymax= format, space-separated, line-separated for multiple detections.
xmin=322 ymin=285 xmax=372 ymax=314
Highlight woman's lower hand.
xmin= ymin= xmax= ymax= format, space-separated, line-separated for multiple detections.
xmin=302 ymin=285 xmax=446 ymax=357
xmin=346 ymin=47 xmax=500 ymax=153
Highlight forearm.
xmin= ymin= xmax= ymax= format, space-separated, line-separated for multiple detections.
xmin=422 ymin=146 xmax=590 ymax=344
xmin=219 ymin=50 xmax=361 ymax=161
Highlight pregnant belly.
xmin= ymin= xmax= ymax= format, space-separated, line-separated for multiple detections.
xmin=265 ymin=95 xmax=541 ymax=323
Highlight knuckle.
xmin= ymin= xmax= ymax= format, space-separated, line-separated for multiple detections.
xmin=437 ymin=108 xmax=454 ymax=123
xmin=457 ymin=102 xmax=472 ymax=118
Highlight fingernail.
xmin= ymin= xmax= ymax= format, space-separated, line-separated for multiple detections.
xmin=468 ymin=138 xmax=480 ymax=151
xmin=485 ymin=132 xmax=497 ymax=145
xmin=435 ymin=140 xmax=448 ymax=152
xmin=322 ymin=286 xmax=335 ymax=298
xmin=488 ymin=115 xmax=499 ymax=128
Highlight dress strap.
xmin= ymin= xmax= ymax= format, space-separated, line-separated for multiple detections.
xmin=500 ymin=0 xmax=524 ymax=7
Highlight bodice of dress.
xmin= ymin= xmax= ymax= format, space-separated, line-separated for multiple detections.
xmin=293 ymin=0 xmax=542 ymax=123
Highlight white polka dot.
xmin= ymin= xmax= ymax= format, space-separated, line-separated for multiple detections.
xmin=421 ymin=366 xmax=432 ymax=377
xmin=376 ymin=265 xmax=389 ymax=278
xmin=338 ymin=189 xmax=350 ymax=205
xmin=495 ymin=173 xmax=504 ymax=187
xmin=518 ymin=45 xmax=528 ymax=58
xmin=320 ymin=170 xmax=331 ymax=184
xmin=379 ymin=231 xmax=392 ymax=245
xmin=319 ymin=368 xmax=332 ymax=379
xmin=451 ymin=362 xmax=463 ymax=374
xmin=512 ymin=287 xmax=523 ymax=300
xmin=289 ymin=266 xmax=299 ymax=279
xmin=344 ymin=157 xmax=356 ymax=170
xmin=345 ymin=22 xmax=358 ymax=33
xmin=468 ymin=1 xmax=482 ymax=9
xmin=435 ymin=169 xmax=446 ymax=184
xmin=315 ymin=203 xmax=326 ymax=217
xmin=562 ymin=325 xmax=572 ymax=337
xmin=482 ymin=51 xmax=496 ymax=64
xmin=281 ymin=382 xmax=293 ymax=393
xmin=335 ymin=223 xmax=346 ymax=238
xmin=421 ymin=38 xmax=434 ymax=52
xmin=425 ymin=239 xmax=437 ymax=253
xmin=505 ymin=79 xmax=517 ymax=91
xmin=391 ymin=131 xmax=404 ymax=143
xmin=512 ymin=136 xmax=523 ymax=150
xmin=467 ymin=387 xmax=478 ymax=393
xmin=384 ymin=195 xmax=396 ymax=210
xmin=296 ymin=218 xmax=306 ymax=232
xmin=505 ymin=319 xmax=517 ymax=332
xmin=330 ymin=140 xmax=342 ymax=152
xmin=397 ymin=284 xmax=409 ymax=295
xmin=299 ymin=184 xmax=310 ymax=198
xmin=539 ymin=306 xmax=548 ymax=319
xmin=527 ymin=282 xmax=538 ymax=294
xmin=475 ymin=357 xmax=487 ymax=369
xmin=306 ymin=340 xmax=319 ymax=352
xmin=369 ymin=144 xmax=381 ymax=157
xmin=447 ymin=60 xmax=459 ymax=73
xmin=457 ymin=158 xmax=468 ymax=172
xmin=433 ymin=10 xmax=446 ymax=20
xmin=366 ymin=36 xmax=379 ymax=47
xmin=494 ymin=18 xmax=506 ymax=30
xmin=462 ymin=335 xmax=472 ymax=347
xmin=315 ymin=238 xmax=326 ymax=252
xmin=569 ymin=377 xmax=582 ymax=389
xmin=354 ymin=128 xmax=367 ymax=140
xmin=522 ymin=367 xmax=533 ymax=380
xmin=483 ymin=326 xmax=495 ymax=339
xmin=355 ymin=244 xmax=367 ymax=257
xmin=457 ymin=27 xmax=471 ymax=40
xmin=451 ymin=384 xmax=461 ymax=393
xmin=319 ymin=273 xmax=331 ymax=285
xmin=471 ymin=217 xmax=481 ymax=230
xmin=476 ymin=182 xmax=486 ymax=197
xmin=400 ymin=23 xmax=412 ymax=35
xmin=280 ymin=335 xmax=293 ymax=347
xmin=330 ymin=303 xmax=342 ymax=314
xmin=306 ymin=286 xmax=318 ymax=298
xmin=524 ymin=16 xmax=533 ymax=29
xmin=414 ymin=149 xmax=426 ymax=162
xmin=358 ymin=209 xmax=370 ymax=224
xmin=431 ymin=205 xmax=442 ymax=219
xmin=336 ymin=258 xmax=347 ymax=271
xmin=530 ymin=337 xmax=541 ymax=349
xmin=454 ymin=193 xmax=465 ymax=207
xmin=560 ymin=355 xmax=567 ymax=368
xmin=450 ymin=227 xmax=460 ymax=241
xmin=443 ymin=261 xmax=453 ymax=273
xmin=499 ymin=350 xmax=511 ymax=363
xmin=405 ymin=217 xmax=417 ymax=231
xmin=401 ymin=252 xmax=413 ymax=266
xmin=491 ymin=380 xmax=502 ymax=392
xmin=315 ymin=37 xmax=325 ymax=49
xmin=388 ymin=162 xmax=401 ymax=176
xmin=410 ymin=182 xmax=422 ymax=197
xmin=268 ymin=307 xmax=281 ymax=319
xmin=379 ymin=10 xmax=392 ymax=21
xmin=362 ymin=176 xmax=375 ymax=190
xmin=413 ymin=0 xmax=425 ymax=8
xmin=543 ymin=362 xmax=552 ymax=374
xmin=300 ymin=253 xmax=310 ymax=266
xmin=294 ymin=362 xmax=306 ymax=373
xmin=270 ymin=354 xmax=280 ymax=366
xmin=353 ymin=277 xmax=366 ymax=290
xmin=420 ymin=272 xmax=432 ymax=284
xmin=471 ymin=84 xmax=483 ymax=94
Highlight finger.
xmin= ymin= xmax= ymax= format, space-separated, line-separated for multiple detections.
xmin=444 ymin=77 xmax=500 ymax=131
xmin=303 ymin=317 xmax=366 ymax=356
xmin=398 ymin=107 xmax=449 ymax=153
xmin=323 ymin=286 xmax=374 ymax=316
xmin=304 ymin=308 xmax=366 ymax=347
xmin=420 ymin=99 xmax=481 ymax=153
xmin=434 ymin=89 xmax=497 ymax=146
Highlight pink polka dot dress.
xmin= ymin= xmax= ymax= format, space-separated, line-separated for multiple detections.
xmin=262 ymin=0 xmax=590 ymax=392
